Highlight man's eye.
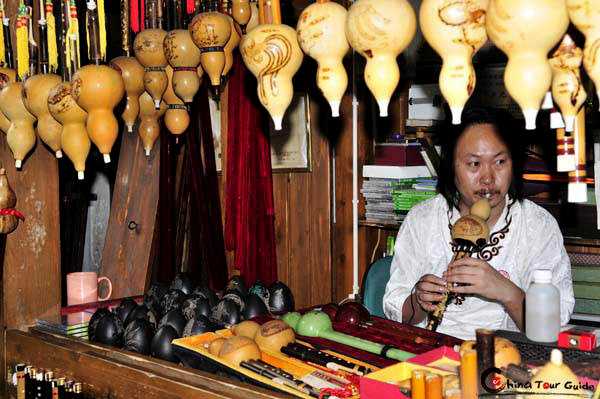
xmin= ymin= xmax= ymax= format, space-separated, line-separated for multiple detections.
xmin=496 ymin=159 xmax=506 ymax=165
xmin=468 ymin=162 xmax=479 ymax=167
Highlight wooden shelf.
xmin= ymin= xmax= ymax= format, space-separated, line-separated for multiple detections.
xmin=358 ymin=219 xmax=401 ymax=230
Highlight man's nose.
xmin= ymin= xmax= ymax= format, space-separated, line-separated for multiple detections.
xmin=480 ymin=165 xmax=494 ymax=185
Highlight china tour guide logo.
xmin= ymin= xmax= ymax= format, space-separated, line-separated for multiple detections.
xmin=481 ymin=367 xmax=594 ymax=396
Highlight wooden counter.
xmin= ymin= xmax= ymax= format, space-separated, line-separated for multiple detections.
xmin=4 ymin=327 xmax=288 ymax=399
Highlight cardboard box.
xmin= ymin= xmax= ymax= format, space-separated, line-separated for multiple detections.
xmin=406 ymin=346 xmax=461 ymax=373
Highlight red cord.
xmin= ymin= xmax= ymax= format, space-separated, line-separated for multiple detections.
xmin=0 ymin=208 xmax=24 ymax=221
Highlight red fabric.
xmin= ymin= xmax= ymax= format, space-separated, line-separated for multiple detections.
xmin=157 ymin=128 xmax=176 ymax=285
xmin=130 ymin=0 xmax=139 ymax=32
xmin=225 ymin=55 xmax=277 ymax=287
xmin=186 ymin=0 xmax=194 ymax=16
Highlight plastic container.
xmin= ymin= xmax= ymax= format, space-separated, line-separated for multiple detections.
xmin=525 ymin=269 xmax=560 ymax=343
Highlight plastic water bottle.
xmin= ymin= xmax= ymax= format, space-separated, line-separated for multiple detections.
xmin=525 ymin=269 xmax=560 ymax=342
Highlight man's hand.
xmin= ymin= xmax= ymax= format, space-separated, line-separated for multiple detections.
xmin=414 ymin=274 xmax=448 ymax=312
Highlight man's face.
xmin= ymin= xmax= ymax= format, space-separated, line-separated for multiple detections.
xmin=454 ymin=123 xmax=513 ymax=210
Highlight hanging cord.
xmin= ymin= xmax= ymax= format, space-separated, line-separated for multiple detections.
xmin=369 ymin=229 xmax=382 ymax=265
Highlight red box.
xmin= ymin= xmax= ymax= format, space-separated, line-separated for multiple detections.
xmin=374 ymin=143 xmax=425 ymax=166
xmin=558 ymin=330 xmax=597 ymax=351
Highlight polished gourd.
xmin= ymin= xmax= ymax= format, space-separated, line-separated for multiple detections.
xmin=71 ymin=65 xmax=125 ymax=163
xmin=110 ymin=56 xmax=145 ymax=133
xmin=0 ymin=82 xmax=37 ymax=169
xmin=48 ymin=82 xmax=90 ymax=180
xmin=486 ymin=0 xmax=569 ymax=130
xmin=420 ymin=0 xmax=488 ymax=124
xmin=222 ymin=16 xmax=242 ymax=81
xmin=297 ymin=0 xmax=349 ymax=117
xmin=163 ymin=29 xmax=201 ymax=103
xmin=138 ymin=91 xmax=167 ymax=156
xmin=346 ymin=0 xmax=416 ymax=117
xmin=134 ymin=28 xmax=169 ymax=109
xmin=163 ymin=65 xmax=189 ymax=136
xmin=246 ymin=1 xmax=259 ymax=33
xmin=189 ymin=10 xmax=231 ymax=99
xmin=0 ymin=169 xmax=21 ymax=234
xmin=567 ymin=0 xmax=600 ymax=109
xmin=232 ymin=0 xmax=251 ymax=34
xmin=0 ymin=69 xmax=17 ymax=134
xmin=240 ymin=0 xmax=303 ymax=130
xmin=23 ymin=74 xmax=63 ymax=158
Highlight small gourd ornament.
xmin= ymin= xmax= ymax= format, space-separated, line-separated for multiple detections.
xmin=0 ymin=82 xmax=37 ymax=169
xmin=163 ymin=29 xmax=201 ymax=103
xmin=138 ymin=91 xmax=167 ymax=156
xmin=240 ymin=0 xmax=303 ymax=130
xmin=0 ymin=69 xmax=16 ymax=134
xmin=110 ymin=56 xmax=145 ymax=132
xmin=134 ymin=28 xmax=169 ymax=109
xmin=526 ymin=349 xmax=585 ymax=399
xmin=420 ymin=0 xmax=488 ymax=124
xmin=567 ymin=0 xmax=600 ymax=110
xmin=232 ymin=0 xmax=251 ymax=34
xmin=163 ymin=65 xmax=190 ymax=135
xmin=23 ymin=74 xmax=63 ymax=158
xmin=486 ymin=0 xmax=569 ymax=129
xmin=297 ymin=0 xmax=349 ymax=117
xmin=48 ymin=82 xmax=90 ymax=180
xmin=0 ymin=169 xmax=24 ymax=234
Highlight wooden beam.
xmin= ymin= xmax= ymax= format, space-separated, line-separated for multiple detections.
xmin=100 ymin=130 xmax=160 ymax=297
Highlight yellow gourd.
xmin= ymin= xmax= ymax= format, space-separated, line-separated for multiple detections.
xmin=420 ymin=0 xmax=488 ymax=124
xmin=134 ymin=28 xmax=169 ymax=109
xmin=0 ymin=83 xmax=37 ymax=169
xmin=163 ymin=66 xmax=189 ymax=136
xmin=526 ymin=349 xmax=585 ymax=398
xmin=246 ymin=1 xmax=259 ymax=33
xmin=138 ymin=91 xmax=167 ymax=156
xmin=232 ymin=0 xmax=251 ymax=34
xmin=164 ymin=29 xmax=201 ymax=103
xmin=110 ymin=56 xmax=145 ymax=133
xmin=486 ymin=0 xmax=569 ymax=130
xmin=346 ymin=0 xmax=416 ymax=117
xmin=0 ymin=69 xmax=17 ymax=134
xmin=297 ymin=0 xmax=349 ymax=117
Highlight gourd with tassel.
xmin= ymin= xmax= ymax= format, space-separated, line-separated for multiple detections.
xmin=163 ymin=65 xmax=189 ymax=135
xmin=163 ymin=29 xmax=201 ymax=103
xmin=0 ymin=169 xmax=24 ymax=234
xmin=297 ymin=0 xmax=349 ymax=117
xmin=240 ymin=0 xmax=303 ymax=130
xmin=110 ymin=56 xmax=145 ymax=132
xmin=346 ymin=0 xmax=417 ymax=117
xmin=138 ymin=91 xmax=166 ymax=156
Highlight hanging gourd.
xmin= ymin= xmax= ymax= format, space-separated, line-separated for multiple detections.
xmin=240 ymin=0 xmax=303 ymax=130
xmin=110 ymin=56 xmax=145 ymax=132
xmin=163 ymin=29 xmax=201 ymax=103
xmin=297 ymin=0 xmax=349 ymax=117
xmin=420 ymin=0 xmax=488 ymax=124
xmin=222 ymin=15 xmax=241 ymax=81
xmin=486 ymin=0 xmax=569 ymax=130
xmin=48 ymin=83 xmax=90 ymax=180
xmin=134 ymin=23 xmax=168 ymax=109
xmin=162 ymin=65 xmax=189 ymax=135
xmin=0 ymin=169 xmax=24 ymax=234
xmin=72 ymin=0 xmax=124 ymax=163
xmin=0 ymin=82 xmax=36 ymax=169
xmin=346 ymin=0 xmax=416 ymax=117
xmin=549 ymin=35 xmax=586 ymax=173
xmin=138 ymin=91 xmax=167 ymax=156
xmin=189 ymin=5 xmax=231 ymax=100
xmin=567 ymin=0 xmax=600 ymax=109
xmin=0 ymin=69 xmax=16 ymax=134
xmin=246 ymin=0 xmax=259 ymax=33
xmin=232 ymin=0 xmax=251 ymax=34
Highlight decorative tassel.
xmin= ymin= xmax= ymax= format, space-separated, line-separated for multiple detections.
xmin=46 ymin=0 xmax=58 ymax=72
xmin=186 ymin=0 xmax=194 ymax=15
xmin=0 ymin=0 xmax=5 ymax=67
xmin=65 ymin=0 xmax=79 ymax=73
xmin=97 ymin=0 xmax=105 ymax=60
xmin=130 ymin=0 xmax=139 ymax=33
xmin=16 ymin=4 xmax=29 ymax=79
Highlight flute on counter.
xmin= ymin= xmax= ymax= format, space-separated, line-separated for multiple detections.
xmin=427 ymin=198 xmax=491 ymax=331
xmin=281 ymin=342 xmax=371 ymax=375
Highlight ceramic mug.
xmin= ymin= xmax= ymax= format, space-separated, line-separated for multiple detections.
xmin=66 ymin=272 xmax=113 ymax=305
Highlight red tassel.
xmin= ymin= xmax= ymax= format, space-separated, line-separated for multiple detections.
xmin=186 ymin=0 xmax=194 ymax=15
xmin=130 ymin=0 xmax=139 ymax=32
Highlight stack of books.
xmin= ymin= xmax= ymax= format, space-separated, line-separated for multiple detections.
xmin=393 ymin=179 xmax=437 ymax=214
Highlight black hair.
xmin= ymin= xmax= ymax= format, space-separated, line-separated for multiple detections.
xmin=436 ymin=106 xmax=525 ymax=210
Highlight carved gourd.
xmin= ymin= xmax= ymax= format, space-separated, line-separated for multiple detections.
xmin=110 ymin=56 xmax=145 ymax=132
xmin=297 ymin=0 xmax=349 ymax=117
xmin=0 ymin=169 xmax=19 ymax=234
xmin=23 ymin=74 xmax=63 ymax=158
xmin=346 ymin=0 xmax=416 ymax=117
xmin=0 ymin=69 xmax=17 ymax=134
xmin=164 ymin=29 xmax=201 ymax=103
xmin=232 ymin=0 xmax=251 ymax=34
xmin=163 ymin=65 xmax=189 ymax=135
xmin=486 ymin=0 xmax=569 ymax=129
xmin=72 ymin=65 xmax=125 ymax=163
xmin=240 ymin=24 xmax=303 ymax=130
xmin=0 ymin=83 xmax=37 ymax=168
xmin=134 ymin=28 xmax=169 ymax=109
xmin=138 ymin=91 xmax=167 ymax=156
xmin=48 ymin=82 xmax=90 ymax=180
xmin=567 ymin=0 xmax=600 ymax=110
xmin=420 ymin=0 xmax=488 ymax=124
xmin=223 ymin=16 xmax=242 ymax=81
xmin=189 ymin=11 xmax=231 ymax=99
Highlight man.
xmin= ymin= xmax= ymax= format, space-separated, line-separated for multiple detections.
xmin=382 ymin=107 xmax=574 ymax=340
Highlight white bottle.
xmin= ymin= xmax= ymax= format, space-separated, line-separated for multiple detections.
xmin=525 ymin=269 xmax=560 ymax=342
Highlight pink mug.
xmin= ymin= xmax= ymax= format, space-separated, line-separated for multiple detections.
xmin=66 ymin=272 xmax=113 ymax=306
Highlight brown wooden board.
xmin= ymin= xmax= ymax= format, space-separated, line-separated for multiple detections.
xmin=5 ymin=328 xmax=287 ymax=399
xmin=100 ymin=130 xmax=160 ymax=298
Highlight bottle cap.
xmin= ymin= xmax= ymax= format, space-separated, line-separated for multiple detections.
xmin=533 ymin=269 xmax=552 ymax=283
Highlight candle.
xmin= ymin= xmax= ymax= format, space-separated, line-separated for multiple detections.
xmin=460 ymin=349 xmax=478 ymax=399
xmin=411 ymin=369 xmax=426 ymax=399
xmin=425 ymin=373 xmax=442 ymax=399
